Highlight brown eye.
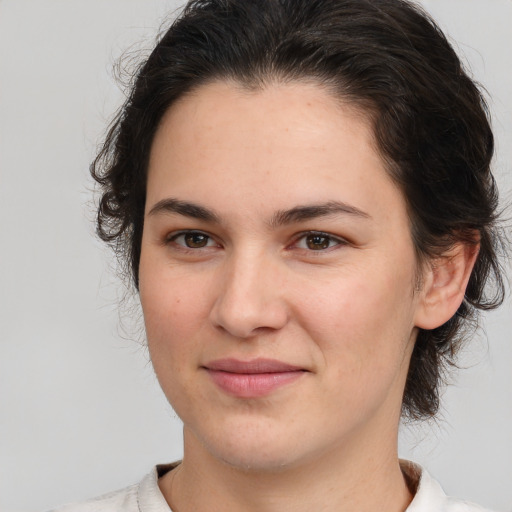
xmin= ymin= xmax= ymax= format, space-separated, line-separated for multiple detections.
xmin=293 ymin=231 xmax=345 ymax=252
xmin=184 ymin=232 xmax=210 ymax=248
xmin=168 ymin=231 xmax=216 ymax=249
xmin=305 ymin=234 xmax=331 ymax=250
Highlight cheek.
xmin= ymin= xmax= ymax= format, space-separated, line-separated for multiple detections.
xmin=293 ymin=260 xmax=417 ymax=371
xmin=139 ymin=262 xmax=213 ymax=374
xmin=296 ymin=271 xmax=416 ymax=423
xmin=139 ymin=269 xmax=212 ymax=411
xmin=140 ymin=259 xmax=207 ymax=331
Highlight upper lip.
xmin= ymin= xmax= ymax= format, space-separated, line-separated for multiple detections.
xmin=204 ymin=358 xmax=304 ymax=374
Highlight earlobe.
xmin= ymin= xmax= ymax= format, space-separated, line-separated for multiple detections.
xmin=414 ymin=242 xmax=479 ymax=330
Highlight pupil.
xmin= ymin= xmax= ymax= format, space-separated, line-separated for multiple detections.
xmin=307 ymin=234 xmax=329 ymax=250
xmin=185 ymin=233 xmax=208 ymax=248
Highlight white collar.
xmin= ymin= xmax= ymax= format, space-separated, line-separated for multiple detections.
xmin=136 ymin=460 xmax=491 ymax=512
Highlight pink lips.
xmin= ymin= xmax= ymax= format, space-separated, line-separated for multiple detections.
xmin=204 ymin=358 xmax=306 ymax=398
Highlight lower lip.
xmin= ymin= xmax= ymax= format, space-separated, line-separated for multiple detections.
xmin=206 ymin=370 xmax=305 ymax=398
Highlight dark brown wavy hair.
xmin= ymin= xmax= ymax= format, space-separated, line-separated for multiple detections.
xmin=91 ymin=0 xmax=507 ymax=420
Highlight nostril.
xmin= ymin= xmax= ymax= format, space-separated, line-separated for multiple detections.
xmin=208 ymin=260 xmax=290 ymax=338
xmin=209 ymin=296 xmax=289 ymax=339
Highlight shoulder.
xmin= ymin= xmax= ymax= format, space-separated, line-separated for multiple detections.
xmin=47 ymin=463 xmax=176 ymax=512
xmin=402 ymin=460 xmax=497 ymax=512
xmin=47 ymin=483 xmax=138 ymax=512
xmin=444 ymin=496 xmax=496 ymax=512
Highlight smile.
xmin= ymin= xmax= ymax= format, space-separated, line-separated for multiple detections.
xmin=203 ymin=358 xmax=307 ymax=398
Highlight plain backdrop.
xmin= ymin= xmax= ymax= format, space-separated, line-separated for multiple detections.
xmin=1 ymin=1 xmax=511 ymax=511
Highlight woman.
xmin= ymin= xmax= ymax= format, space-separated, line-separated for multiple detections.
xmin=54 ymin=0 xmax=507 ymax=510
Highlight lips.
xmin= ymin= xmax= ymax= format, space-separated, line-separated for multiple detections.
xmin=203 ymin=358 xmax=306 ymax=398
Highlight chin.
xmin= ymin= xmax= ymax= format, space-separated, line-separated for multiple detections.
xmin=214 ymin=445 xmax=302 ymax=473
xmin=189 ymin=417 xmax=317 ymax=474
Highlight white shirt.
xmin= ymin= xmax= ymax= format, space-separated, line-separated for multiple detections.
xmin=49 ymin=461 xmax=495 ymax=512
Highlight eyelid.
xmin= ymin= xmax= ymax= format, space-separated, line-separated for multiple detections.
xmin=290 ymin=230 xmax=349 ymax=251
xmin=163 ymin=229 xmax=348 ymax=252
xmin=165 ymin=229 xmax=220 ymax=248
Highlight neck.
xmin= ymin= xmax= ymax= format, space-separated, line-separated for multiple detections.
xmin=160 ymin=426 xmax=413 ymax=512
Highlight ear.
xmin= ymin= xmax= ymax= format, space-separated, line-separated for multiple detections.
xmin=414 ymin=242 xmax=479 ymax=330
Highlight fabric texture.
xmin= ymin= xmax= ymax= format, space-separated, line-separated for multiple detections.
xmin=49 ymin=461 xmax=495 ymax=512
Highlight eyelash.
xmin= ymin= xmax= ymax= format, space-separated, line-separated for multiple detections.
xmin=290 ymin=231 xmax=347 ymax=252
xmin=165 ymin=231 xmax=219 ymax=251
xmin=165 ymin=230 xmax=347 ymax=253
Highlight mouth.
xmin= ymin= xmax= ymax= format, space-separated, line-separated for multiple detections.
xmin=202 ymin=358 xmax=307 ymax=398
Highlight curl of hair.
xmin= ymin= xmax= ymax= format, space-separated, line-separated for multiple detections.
xmin=91 ymin=0 xmax=507 ymax=420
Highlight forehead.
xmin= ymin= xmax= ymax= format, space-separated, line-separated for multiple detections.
xmin=146 ymin=80 xmax=406 ymax=228
xmin=156 ymin=79 xmax=374 ymax=150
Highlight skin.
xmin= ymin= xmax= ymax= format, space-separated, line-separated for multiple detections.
xmin=138 ymin=80 xmax=476 ymax=512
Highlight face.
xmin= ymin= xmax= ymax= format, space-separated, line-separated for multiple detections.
xmin=139 ymin=80 xmax=423 ymax=471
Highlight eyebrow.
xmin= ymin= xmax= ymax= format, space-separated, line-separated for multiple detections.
xmin=269 ymin=201 xmax=371 ymax=228
xmin=147 ymin=198 xmax=370 ymax=226
xmin=148 ymin=198 xmax=220 ymax=223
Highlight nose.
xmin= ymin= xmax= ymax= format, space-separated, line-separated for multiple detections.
xmin=209 ymin=251 xmax=289 ymax=339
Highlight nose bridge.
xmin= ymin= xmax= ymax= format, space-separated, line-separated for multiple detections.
xmin=210 ymin=245 xmax=288 ymax=338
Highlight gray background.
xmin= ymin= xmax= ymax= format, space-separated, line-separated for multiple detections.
xmin=0 ymin=1 xmax=510 ymax=511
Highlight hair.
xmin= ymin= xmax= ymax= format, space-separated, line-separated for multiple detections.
xmin=91 ymin=0 xmax=507 ymax=420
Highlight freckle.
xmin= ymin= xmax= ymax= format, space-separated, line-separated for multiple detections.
xmin=176 ymin=299 xmax=181 ymax=304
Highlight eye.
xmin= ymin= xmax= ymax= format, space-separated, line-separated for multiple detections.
xmin=168 ymin=231 xmax=217 ymax=249
xmin=294 ymin=232 xmax=345 ymax=251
